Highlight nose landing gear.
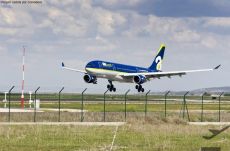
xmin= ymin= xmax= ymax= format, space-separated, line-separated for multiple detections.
xmin=107 ymin=80 xmax=116 ymax=92
xmin=135 ymin=85 xmax=144 ymax=92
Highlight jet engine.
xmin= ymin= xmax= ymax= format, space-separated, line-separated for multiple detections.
xmin=83 ymin=74 xmax=97 ymax=84
xmin=133 ymin=75 xmax=146 ymax=84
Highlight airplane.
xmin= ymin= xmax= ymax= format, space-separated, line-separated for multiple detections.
xmin=62 ymin=44 xmax=221 ymax=92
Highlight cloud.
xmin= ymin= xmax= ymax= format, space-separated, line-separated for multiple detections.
xmin=201 ymin=36 xmax=217 ymax=48
xmin=172 ymin=30 xmax=201 ymax=43
xmin=146 ymin=16 xmax=188 ymax=35
xmin=0 ymin=7 xmax=34 ymax=37
xmin=0 ymin=27 xmax=17 ymax=36
xmin=130 ymin=0 xmax=230 ymax=17
xmin=0 ymin=1 xmax=229 ymax=91
xmin=47 ymin=0 xmax=76 ymax=6
xmin=0 ymin=7 xmax=32 ymax=27
xmin=204 ymin=17 xmax=230 ymax=27
xmin=128 ymin=15 xmax=203 ymax=43
xmin=98 ymin=0 xmax=142 ymax=7
xmin=38 ymin=1 xmax=127 ymax=37
xmin=85 ymin=35 xmax=116 ymax=51
xmin=0 ymin=46 xmax=7 ymax=55
xmin=93 ymin=8 xmax=126 ymax=35
xmin=47 ymin=7 xmax=87 ymax=37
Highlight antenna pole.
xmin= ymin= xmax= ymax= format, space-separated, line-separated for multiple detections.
xmin=21 ymin=46 xmax=25 ymax=109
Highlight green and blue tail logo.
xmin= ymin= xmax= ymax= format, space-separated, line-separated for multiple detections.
xmin=148 ymin=44 xmax=165 ymax=71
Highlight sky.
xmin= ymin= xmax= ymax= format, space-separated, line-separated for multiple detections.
xmin=0 ymin=0 xmax=229 ymax=93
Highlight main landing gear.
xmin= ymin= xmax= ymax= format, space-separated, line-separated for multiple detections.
xmin=107 ymin=80 xmax=116 ymax=92
xmin=135 ymin=84 xmax=144 ymax=92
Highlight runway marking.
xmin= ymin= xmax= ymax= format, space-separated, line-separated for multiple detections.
xmin=110 ymin=126 xmax=119 ymax=151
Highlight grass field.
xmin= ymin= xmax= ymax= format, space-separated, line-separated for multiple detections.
xmin=1 ymin=101 xmax=230 ymax=112
xmin=0 ymin=116 xmax=230 ymax=151
xmin=1 ymin=93 xmax=230 ymax=102
xmin=1 ymin=101 xmax=230 ymax=122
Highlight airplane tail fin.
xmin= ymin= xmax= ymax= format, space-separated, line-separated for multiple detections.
xmin=148 ymin=44 xmax=165 ymax=71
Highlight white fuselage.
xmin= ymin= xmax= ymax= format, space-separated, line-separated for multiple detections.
xmin=85 ymin=67 xmax=133 ymax=83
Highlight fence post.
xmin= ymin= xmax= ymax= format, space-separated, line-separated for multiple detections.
xmin=34 ymin=87 xmax=40 ymax=122
xmin=181 ymin=91 xmax=190 ymax=121
xmin=103 ymin=89 xmax=109 ymax=122
xmin=58 ymin=87 xmax=64 ymax=122
xmin=218 ymin=92 xmax=224 ymax=122
xmin=201 ymin=92 xmax=206 ymax=122
xmin=81 ymin=88 xmax=87 ymax=122
xmin=145 ymin=90 xmax=151 ymax=118
xmin=164 ymin=91 xmax=170 ymax=118
xmin=124 ymin=89 xmax=130 ymax=121
xmin=8 ymin=86 xmax=15 ymax=122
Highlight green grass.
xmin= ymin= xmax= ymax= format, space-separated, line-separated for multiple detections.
xmin=1 ymin=93 xmax=230 ymax=102
xmin=1 ymin=102 xmax=230 ymax=112
xmin=1 ymin=101 xmax=230 ymax=122
xmin=0 ymin=94 xmax=229 ymax=150
xmin=0 ymin=125 xmax=114 ymax=151
xmin=0 ymin=117 xmax=230 ymax=151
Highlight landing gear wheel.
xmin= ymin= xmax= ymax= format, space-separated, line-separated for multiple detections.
xmin=107 ymin=80 xmax=116 ymax=92
xmin=113 ymin=88 xmax=116 ymax=92
xmin=136 ymin=84 xmax=144 ymax=93
xmin=139 ymin=85 xmax=142 ymax=89
xmin=141 ymin=88 xmax=144 ymax=92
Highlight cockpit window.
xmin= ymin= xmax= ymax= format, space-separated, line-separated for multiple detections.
xmin=86 ymin=61 xmax=97 ymax=68
xmin=86 ymin=63 xmax=91 ymax=68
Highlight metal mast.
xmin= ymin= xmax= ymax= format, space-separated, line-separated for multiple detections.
xmin=21 ymin=46 xmax=25 ymax=108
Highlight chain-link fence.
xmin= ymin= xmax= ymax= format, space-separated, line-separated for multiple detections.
xmin=0 ymin=86 xmax=229 ymax=123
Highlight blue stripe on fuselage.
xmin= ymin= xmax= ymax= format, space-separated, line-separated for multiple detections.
xmin=85 ymin=60 xmax=157 ymax=73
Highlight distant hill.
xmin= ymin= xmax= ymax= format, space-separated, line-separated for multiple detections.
xmin=191 ymin=87 xmax=230 ymax=94
xmin=150 ymin=87 xmax=230 ymax=96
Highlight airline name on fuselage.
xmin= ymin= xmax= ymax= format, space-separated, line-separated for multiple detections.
xmin=102 ymin=62 xmax=113 ymax=67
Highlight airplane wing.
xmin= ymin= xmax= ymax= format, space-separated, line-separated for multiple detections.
xmin=118 ymin=65 xmax=221 ymax=78
xmin=61 ymin=62 xmax=86 ymax=73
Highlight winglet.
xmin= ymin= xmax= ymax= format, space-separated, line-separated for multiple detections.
xmin=62 ymin=62 xmax=65 ymax=67
xmin=214 ymin=64 xmax=221 ymax=70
